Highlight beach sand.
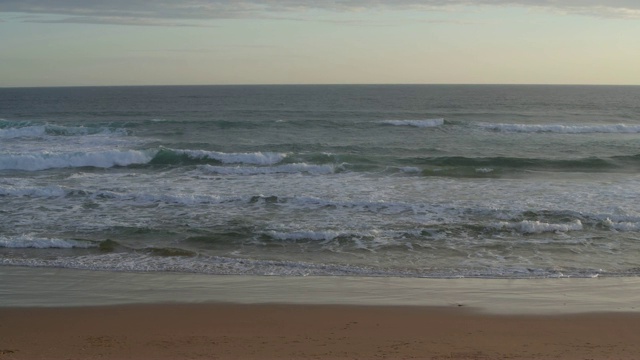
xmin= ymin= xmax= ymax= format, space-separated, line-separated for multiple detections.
xmin=2 ymin=303 xmax=640 ymax=360
xmin=3 ymin=267 xmax=640 ymax=359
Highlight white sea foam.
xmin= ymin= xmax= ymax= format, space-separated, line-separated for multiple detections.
xmin=381 ymin=119 xmax=445 ymax=128
xmin=0 ymin=235 xmax=96 ymax=249
xmin=0 ymin=182 xmax=242 ymax=204
xmin=0 ymin=150 xmax=154 ymax=171
xmin=86 ymin=189 xmax=239 ymax=206
xmin=479 ymin=123 xmax=640 ymax=134
xmin=258 ymin=229 xmax=418 ymax=253
xmin=602 ymin=218 xmax=640 ymax=232
xmin=400 ymin=167 xmax=421 ymax=173
xmin=172 ymin=149 xmax=286 ymax=165
xmin=287 ymin=196 xmax=419 ymax=215
xmin=1 ymin=252 xmax=621 ymax=278
xmin=198 ymin=163 xmax=334 ymax=176
xmin=475 ymin=168 xmax=494 ymax=173
xmin=492 ymin=220 xmax=583 ymax=234
xmin=0 ymin=253 xmax=403 ymax=277
xmin=139 ymin=193 xmax=228 ymax=205
xmin=0 ymin=125 xmax=47 ymax=138
xmin=45 ymin=124 xmax=127 ymax=136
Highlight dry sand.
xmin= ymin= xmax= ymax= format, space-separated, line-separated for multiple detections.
xmin=2 ymin=303 xmax=640 ymax=360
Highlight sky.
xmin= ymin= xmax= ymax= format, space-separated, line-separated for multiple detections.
xmin=1 ymin=0 xmax=640 ymax=87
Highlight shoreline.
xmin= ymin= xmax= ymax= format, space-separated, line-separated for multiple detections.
xmin=2 ymin=266 xmax=640 ymax=314
xmin=2 ymin=303 xmax=640 ymax=359
xmin=4 ymin=266 xmax=640 ymax=359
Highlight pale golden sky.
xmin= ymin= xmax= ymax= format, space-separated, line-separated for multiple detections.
xmin=1 ymin=1 xmax=639 ymax=86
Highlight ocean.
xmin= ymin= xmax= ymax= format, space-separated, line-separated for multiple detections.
xmin=2 ymin=84 xmax=640 ymax=279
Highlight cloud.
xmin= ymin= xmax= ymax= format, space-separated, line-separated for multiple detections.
xmin=1 ymin=0 xmax=640 ymax=26
xmin=24 ymin=16 xmax=216 ymax=27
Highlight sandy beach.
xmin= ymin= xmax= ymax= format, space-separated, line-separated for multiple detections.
xmin=3 ymin=267 xmax=640 ymax=359
xmin=2 ymin=303 xmax=640 ymax=360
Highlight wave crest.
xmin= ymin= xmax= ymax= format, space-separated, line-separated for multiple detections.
xmin=0 ymin=150 xmax=154 ymax=171
xmin=381 ymin=119 xmax=444 ymax=128
xmin=198 ymin=163 xmax=334 ymax=176
xmin=492 ymin=220 xmax=583 ymax=234
xmin=480 ymin=123 xmax=640 ymax=134
xmin=0 ymin=235 xmax=96 ymax=249
xmin=164 ymin=148 xmax=286 ymax=165
xmin=0 ymin=125 xmax=47 ymax=139
xmin=0 ymin=121 xmax=127 ymax=139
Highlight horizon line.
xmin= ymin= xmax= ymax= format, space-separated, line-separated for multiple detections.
xmin=2 ymin=83 xmax=640 ymax=89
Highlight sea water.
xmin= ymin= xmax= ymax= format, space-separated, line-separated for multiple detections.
xmin=2 ymin=84 xmax=640 ymax=278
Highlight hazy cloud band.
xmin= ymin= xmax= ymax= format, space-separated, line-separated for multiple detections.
xmin=2 ymin=0 xmax=640 ymax=25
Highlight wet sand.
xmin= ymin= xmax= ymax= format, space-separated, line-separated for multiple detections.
xmin=3 ymin=267 xmax=640 ymax=313
xmin=2 ymin=303 xmax=640 ymax=360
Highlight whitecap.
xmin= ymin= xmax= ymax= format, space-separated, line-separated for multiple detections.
xmin=172 ymin=149 xmax=286 ymax=165
xmin=475 ymin=168 xmax=494 ymax=173
xmin=0 ymin=125 xmax=47 ymax=138
xmin=492 ymin=220 xmax=583 ymax=234
xmin=602 ymin=218 xmax=640 ymax=232
xmin=0 ymin=149 xmax=155 ymax=171
xmin=381 ymin=119 xmax=445 ymax=128
xmin=399 ymin=167 xmax=421 ymax=173
xmin=479 ymin=123 xmax=640 ymax=134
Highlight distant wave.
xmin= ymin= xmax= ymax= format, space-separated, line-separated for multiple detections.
xmin=411 ymin=155 xmax=621 ymax=172
xmin=0 ymin=122 xmax=127 ymax=139
xmin=198 ymin=163 xmax=334 ymax=176
xmin=479 ymin=122 xmax=640 ymax=134
xmin=381 ymin=119 xmax=444 ymax=128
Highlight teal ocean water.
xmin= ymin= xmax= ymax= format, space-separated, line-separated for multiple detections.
xmin=2 ymin=84 xmax=640 ymax=278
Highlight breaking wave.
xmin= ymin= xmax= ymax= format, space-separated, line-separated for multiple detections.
xmin=152 ymin=148 xmax=287 ymax=166
xmin=0 ymin=148 xmax=291 ymax=171
xmin=0 ymin=235 xmax=96 ymax=249
xmin=492 ymin=220 xmax=583 ymax=234
xmin=0 ymin=150 xmax=154 ymax=171
xmin=479 ymin=122 xmax=640 ymax=134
